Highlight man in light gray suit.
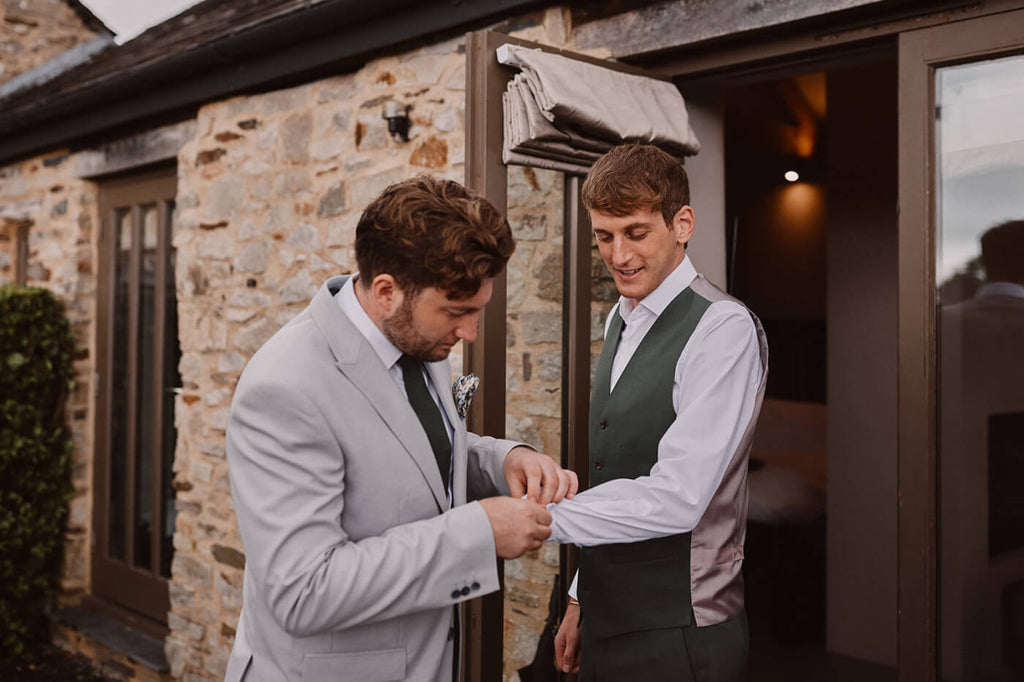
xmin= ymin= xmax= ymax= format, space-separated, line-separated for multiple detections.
xmin=225 ymin=175 xmax=576 ymax=681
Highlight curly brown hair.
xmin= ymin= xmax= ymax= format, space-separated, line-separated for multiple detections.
xmin=582 ymin=143 xmax=690 ymax=226
xmin=354 ymin=175 xmax=515 ymax=299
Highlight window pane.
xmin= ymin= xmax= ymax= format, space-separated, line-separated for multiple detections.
xmin=161 ymin=202 xmax=179 ymax=578
xmin=937 ymin=53 xmax=1024 ymax=682
xmin=134 ymin=205 xmax=158 ymax=570
xmin=109 ymin=208 xmax=132 ymax=562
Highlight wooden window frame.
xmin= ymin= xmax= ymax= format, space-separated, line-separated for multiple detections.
xmin=93 ymin=165 xmax=178 ymax=629
xmin=897 ymin=9 xmax=1024 ymax=680
xmin=14 ymin=220 xmax=29 ymax=285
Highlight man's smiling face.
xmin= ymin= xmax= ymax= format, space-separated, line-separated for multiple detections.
xmin=591 ymin=205 xmax=693 ymax=302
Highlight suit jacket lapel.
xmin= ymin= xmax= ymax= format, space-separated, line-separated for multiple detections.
xmin=310 ymin=277 xmax=448 ymax=511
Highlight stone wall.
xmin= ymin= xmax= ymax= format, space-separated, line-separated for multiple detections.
xmin=502 ymin=165 xmax=566 ymax=678
xmin=0 ymin=0 xmax=98 ymax=85
xmin=0 ymin=151 xmax=99 ymax=597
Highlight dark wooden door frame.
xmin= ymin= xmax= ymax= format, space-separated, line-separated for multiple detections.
xmin=94 ymin=166 xmax=177 ymax=627
xmin=897 ymin=9 xmax=1024 ymax=681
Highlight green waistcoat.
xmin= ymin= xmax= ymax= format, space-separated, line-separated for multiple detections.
xmin=578 ymin=286 xmax=710 ymax=641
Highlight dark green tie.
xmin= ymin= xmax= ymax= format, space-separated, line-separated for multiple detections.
xmin=398 ymin=354 xmax=452 ymax=492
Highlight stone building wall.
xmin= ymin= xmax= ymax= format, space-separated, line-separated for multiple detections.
xmin=0 ymin=151 xmax=99 ymax=597
xmin=0 ymin=0 xmax=98 ymax=85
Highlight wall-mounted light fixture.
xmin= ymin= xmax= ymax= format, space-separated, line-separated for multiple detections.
xmin=784 ymin=170 xmax=800 ymax=182
xmin=382 ymin=101 xmax=410 ymax=142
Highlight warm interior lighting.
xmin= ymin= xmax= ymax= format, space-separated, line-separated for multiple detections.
xmin=785 ymin=170 xmax=800 ymax=182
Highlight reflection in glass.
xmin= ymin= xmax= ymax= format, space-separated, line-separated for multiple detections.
xmin=109 ymin=209 xmax=132 ymax=562
xmin=161 ymin=201 xmax=180 ymax=578
xmin=134 ymin=205 xmax=158 ymax=570
xmin=937 ymin=54 xmax=1024 ymax=682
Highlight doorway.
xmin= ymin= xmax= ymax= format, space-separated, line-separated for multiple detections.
xmin=93 ymin=165 xmax=180 ymax=629
xmin=712 ymin=58 xmax=900 ymax=679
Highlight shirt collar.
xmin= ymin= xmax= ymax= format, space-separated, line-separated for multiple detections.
xmin=335 ymin=275 xmax=403 ymax=371
xmin=618 ymin=255 xmax=698 ymax=322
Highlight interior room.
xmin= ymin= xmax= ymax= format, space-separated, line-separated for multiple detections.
xmin=719 ymin=58 xmax=900 ymax=680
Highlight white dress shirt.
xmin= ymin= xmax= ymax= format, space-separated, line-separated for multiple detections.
xmin=335 ymin=277 xmax=455 ymax=502
xmin=549 ymin=257 xmax=763 ymax=596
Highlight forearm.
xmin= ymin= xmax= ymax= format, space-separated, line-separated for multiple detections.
xmin=548 ymin=474 xmax=705 ymax=545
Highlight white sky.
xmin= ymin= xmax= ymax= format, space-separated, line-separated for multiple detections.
xmin=79 ymin=0 xmax=206 ymax=43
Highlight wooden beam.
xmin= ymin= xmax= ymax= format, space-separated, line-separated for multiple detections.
xmin=463 ymin=29 xmax=511 ymax=682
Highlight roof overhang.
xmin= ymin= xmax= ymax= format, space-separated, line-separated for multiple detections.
xmin=0 ymin=0 xmax=550 ymax=166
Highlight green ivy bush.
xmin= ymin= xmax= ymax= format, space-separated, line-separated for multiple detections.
xmin=0 ymin=285 xmax=76 ymax=659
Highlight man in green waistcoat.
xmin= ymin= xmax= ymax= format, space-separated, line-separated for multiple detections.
xmin=550 ymin=144 xmax=769 ymax=681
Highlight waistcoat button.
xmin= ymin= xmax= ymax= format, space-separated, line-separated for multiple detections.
xmin=599 ymin=419 xmax=608 ymax=429
xmin=594 ymin=461 xmax=604 ymax=470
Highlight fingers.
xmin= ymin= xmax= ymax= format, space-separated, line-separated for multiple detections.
xmin=505 ymin=448 xmax=580 ymax=505
xmin=525 ymin=504 xmax=551 ymax=549
xmin=532 ymin=454 xmax=557 ymax=501
xmin=546 ymin=467 xmax=578 ymax=504
xmin=525 ymin=462 xmax=543 ymax=503
xmin=533 ymin=456 xmax=561 ymax=505
xmin=564 ymin=469 xmax=579 ymax=499
xmin=554 ymin=629 xmax=567 ymax=670
xmin=481 ymin=496 xmax=553 ymax=559
xmin=555 ymin=605 xmax=582 ymax=673
xmin=539 ymin=465 xmax=579 ymax=504
xmin=562 ymin=634 xmax=579 ymax=674
xmin=508 ymin=475 xmax=526 ymax=500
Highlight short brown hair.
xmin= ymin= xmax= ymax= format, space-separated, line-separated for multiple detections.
xmin=355 ymin=175 xmax=515 ymax=299
xmin=981 ymin=220 xmax=1024 ymax=284
xmin=582 ymin=144 xmax=690 ymax=226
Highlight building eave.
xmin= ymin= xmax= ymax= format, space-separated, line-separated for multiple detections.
xmin=0 ymin=0 xmax=549 ymax=166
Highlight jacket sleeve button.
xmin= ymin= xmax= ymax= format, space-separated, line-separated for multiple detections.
xmin=461 ymin=586 xmax=471 ymax=596
xmin=451 ymin=590 xmax=461 ymax=599
xmin=471 ymin=582 xmax=480 ymax=590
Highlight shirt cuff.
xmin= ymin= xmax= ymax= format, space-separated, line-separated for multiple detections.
xmin=568 ymin=570 xmax=579 ymax=601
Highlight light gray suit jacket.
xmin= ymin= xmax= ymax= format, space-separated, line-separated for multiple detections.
xmin=224 ymin=276 xmax=517 ymax=681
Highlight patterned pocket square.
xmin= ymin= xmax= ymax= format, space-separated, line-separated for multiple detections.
xmin=452 ymin=373 xmax=480 ymax=420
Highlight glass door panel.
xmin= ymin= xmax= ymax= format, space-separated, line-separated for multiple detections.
xmin=936 ymin=52 xmax=1024 ymax=682
xmin=95 ymin=168 xmax=178 ymax=625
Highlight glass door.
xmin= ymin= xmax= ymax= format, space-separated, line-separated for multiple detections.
xmin=899 ymin=10 xmax=1024 ymax=681
xmin=94 ymin=166 xmax=180 ymax=626
xmin=935 ymin=53 xmax=1024 ymax=682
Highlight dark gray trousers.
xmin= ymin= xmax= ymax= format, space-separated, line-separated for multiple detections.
xmin=578 ymin=610 xmax=748 ymax=682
